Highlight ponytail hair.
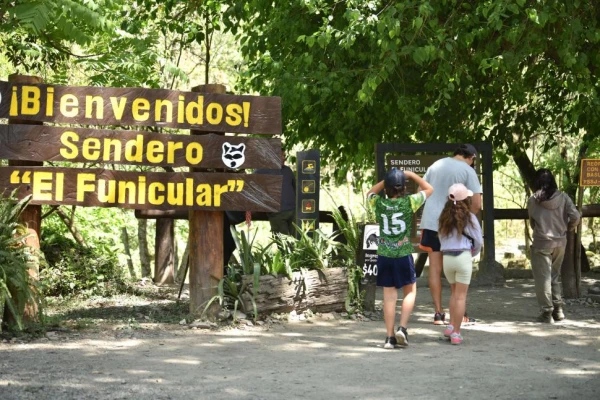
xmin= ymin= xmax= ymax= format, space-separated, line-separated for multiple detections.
xmin=438 ymin=197 xmax=473 ymax=238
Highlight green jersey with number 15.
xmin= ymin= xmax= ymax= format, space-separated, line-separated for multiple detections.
xmin=368 ymin=192 xmax=426 ymax=258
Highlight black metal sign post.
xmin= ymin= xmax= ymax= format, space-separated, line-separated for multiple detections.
xmin=296 ymin=150 xmax=320 ymax=235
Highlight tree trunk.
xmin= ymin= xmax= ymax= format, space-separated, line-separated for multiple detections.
xmin=561 ymin=230 xmax=579 ymax=298
xmin=138 ymin=219 xmax=152 ymax=278
xmin=176 ymin=239 xmax=190 ymax=283
xmin=154 ymin=218 xmax=175 ymax=285
xmin=512 ymin=150 xmax=537 ymax=190
xmin=581 ymin=243 xmax=590 ymax=273
xmin=55 ymin=207 xmax=86 ymax=247
xmin=121 ymin=227 xmax=137 ymax=280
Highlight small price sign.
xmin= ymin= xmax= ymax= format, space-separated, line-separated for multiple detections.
xmin=358 ymin=224 xmax=379 ymax=282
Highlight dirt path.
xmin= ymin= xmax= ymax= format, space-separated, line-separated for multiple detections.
xmin=1 ymin=276 xmax=599 ymax=400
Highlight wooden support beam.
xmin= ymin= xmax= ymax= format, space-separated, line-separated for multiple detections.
xmin=494 ymin=205 xmax=600 ymax=220
xmin=6 ymin=74 xmax=43 ymax=322
xmin=188 ymin=84 xmax=226 ymax=318
xmin=135 ymin=209 xmax=340 ymax=224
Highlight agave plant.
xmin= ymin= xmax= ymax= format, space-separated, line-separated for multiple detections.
xmin=202 ymin=266 xmax=258 ymax=321
xmin=328 ymin=200 xmax=366 ymax=314
xmin=289 ymin=223 xmax=344 ymax=271
xmin=0 ymin=192 xmax=39 ymax=331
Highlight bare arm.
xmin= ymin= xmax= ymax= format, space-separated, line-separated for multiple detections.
xmin=471 ymin=193 xmax=482 ymax=213
xmin=404 ymin=171 xmax=433 ymax=198
xmin=366 ymin=180 xmax=385 ymax=197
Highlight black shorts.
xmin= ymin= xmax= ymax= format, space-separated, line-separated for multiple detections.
xmin=419 ymin=229 xmax=441 ymax=252
xmin=376 ymin=255 xmax=416 ymax=289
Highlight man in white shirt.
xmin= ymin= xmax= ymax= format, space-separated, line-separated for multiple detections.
xmin=419 ymin=144 xmax=482 ymax=325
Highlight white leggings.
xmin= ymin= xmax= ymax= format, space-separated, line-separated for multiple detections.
xmin=442 ymin=251 xmax=473 ymax=285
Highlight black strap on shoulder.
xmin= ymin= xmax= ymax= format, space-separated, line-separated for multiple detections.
xmin=462 ymin=231 xmax=475 ymax=247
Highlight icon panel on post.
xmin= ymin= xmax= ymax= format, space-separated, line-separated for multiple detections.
xmin=301 ymin=180 xmax=315 ymax=193
xmin=302 ymin=199 xmax=316 ymax=213
xmin=302 ymin=161 xmax=316 ymax=174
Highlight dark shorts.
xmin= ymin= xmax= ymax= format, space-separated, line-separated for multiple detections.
xmin=376 ymin=255 xmax=416 ymax=289
xmin=419 ymin=229 xmax=441 ymax=252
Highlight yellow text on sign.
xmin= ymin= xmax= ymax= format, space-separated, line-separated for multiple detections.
xmin=9 ymin=85 xmax=251 ymax=128
xmin=9 ymin=170 xmax=245 ymax=207
xmin=59 ymin=131 xmax=204 ymax=165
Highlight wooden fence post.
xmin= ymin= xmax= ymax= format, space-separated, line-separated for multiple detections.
xmin=188 ymin=84 xmax=226 ymax=317
xmin=7 ymin=74 xmax=43 ymax=320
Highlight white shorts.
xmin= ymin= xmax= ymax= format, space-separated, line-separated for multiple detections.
xmin=442 ymin=251 xmax=473 ymax=285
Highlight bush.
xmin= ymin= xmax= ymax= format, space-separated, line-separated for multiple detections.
xmin=40 ymin=230 xmax=126 ymax=297
xmin=0 ymin=193 xmax=41 ymax=331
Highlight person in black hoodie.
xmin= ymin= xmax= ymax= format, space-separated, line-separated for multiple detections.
xmin=527 ymin=169 xmax=580 ymax=323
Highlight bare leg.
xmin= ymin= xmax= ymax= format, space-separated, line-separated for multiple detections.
xmin=383 ymin=287 xmax=398 ymax=336
xmin=448 ymin=283 xmax=456 ymax=325
xmin=450 ymin=282 xmax=470 ymax=333
xmin=399 ymin=283 xmax=417 ymax=328
xmin=428 ymin=251 xmax=443 ymax=313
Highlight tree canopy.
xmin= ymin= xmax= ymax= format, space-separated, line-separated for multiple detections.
xmin=229 ymin=0 xmax=600 ymax=185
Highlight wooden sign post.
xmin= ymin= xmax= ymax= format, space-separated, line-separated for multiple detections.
xmin=6 ymin=74 xmax=43 ymax=321
xmin=189 ymin=84 xmax=225 ymax=318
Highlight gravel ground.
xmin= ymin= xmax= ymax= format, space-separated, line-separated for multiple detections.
xmin=1 ymin=274 xmax=599 ymax=400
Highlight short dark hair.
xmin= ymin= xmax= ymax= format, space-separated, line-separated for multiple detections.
xmin=454 ymin=144 xmax=477 ymax=158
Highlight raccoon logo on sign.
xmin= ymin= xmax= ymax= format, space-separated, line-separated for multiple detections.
xmin=363 ymin=224 xmax=380 ymax=250
xmin=221 ymin=142 xmax=246 ymax=169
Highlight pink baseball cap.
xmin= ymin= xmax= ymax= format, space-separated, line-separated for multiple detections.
xmin=448 ymin=183 xmax=473 ymax=202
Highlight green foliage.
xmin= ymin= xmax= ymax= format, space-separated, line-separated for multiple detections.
xmin=329 ymin=202 xmax=365 ymax=312
xmin=1 ymin=0 xmax=111 ymax=72
xmin=40 ymin=226 xmax=126 ymax=297
xmin=0 ymin=192 xmax=41 ymax=331
xmin=228 ymin=1 xmax=600 ymax=185
xmin=202 ymin=265 xmax=258 ymax=321
xmin=288 ymin=225 xmax=345 ymax=271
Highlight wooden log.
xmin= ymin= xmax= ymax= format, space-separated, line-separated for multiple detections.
xmin=241 ymin=267 xmax=348 ymax=315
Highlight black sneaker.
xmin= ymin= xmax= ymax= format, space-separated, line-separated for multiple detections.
xmin=384 ymin=336 xmax=397 ymax=349
xmin=433 ymin=312 xmax=446 ymax=325
xmin=462 ymin=314 xmax=476 ymax=324
xmin=552 ymin=306 xmax=565 ymax=321
xmin=537 ymin=311 xmax=553 ymax=323
xmin=395 ymin=326 xmax=408 ymax=347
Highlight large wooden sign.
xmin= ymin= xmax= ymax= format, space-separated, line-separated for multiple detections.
xmin=0 ymin=124 xmax=281 ymax=169
xmin=0 ymin=167 xmax=282 ymax=212
xmin=0 ymin=81 xmax=282 ymax=134
xmin=580 ymin=159 xmax=600 ymax=187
